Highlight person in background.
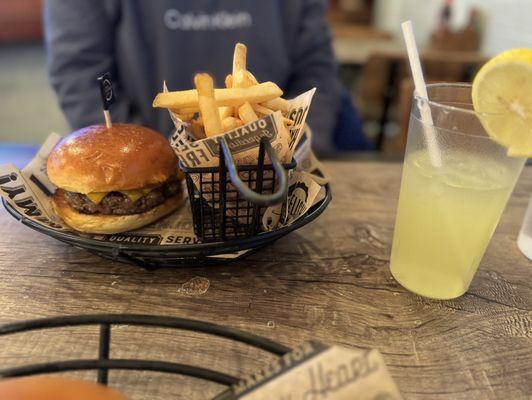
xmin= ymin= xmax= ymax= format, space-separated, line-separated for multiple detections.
xmin=44 ymin=0 xmax=369 ymax=155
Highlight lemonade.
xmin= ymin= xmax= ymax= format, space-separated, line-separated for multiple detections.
xmin=390 ymin=150 xmax=519 ymax=299
xmin=389 ymin=82 xmax=526 ymax=299
xmin=390 ymin=47 xmax=531 ymax=299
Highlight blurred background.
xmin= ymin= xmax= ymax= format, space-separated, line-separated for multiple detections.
xmin=1 ymin=0 xmax=532 ymax=160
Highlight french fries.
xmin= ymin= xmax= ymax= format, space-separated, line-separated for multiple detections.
xmin=253 ymin=104 xmax=294 ymax=126
xmin=252 ymin=104 xmax=274 ymax=116
xmin=221 ymin=116 xmax=244 ymax=132
xmin=153 ymin=82 xmax=283 ymax=109
xmin=154 ymin=42 xmax=293 ymax=139
xmin=170 ymin=109 xmax=196 ymax=121
xmin=246 ymin=70 xmax=259 ymax=85
xmin=225 ymin=74 xmax=233 ymax=89
xmin=177 ymin=106 xmax=200 ymax=115
xmin=262 ymin=97 xmax=290 ymax=113
xmin=173 ymin=105 xmax=231 ymax=120
xmin=233 ymin=70 xmax=258 ymax=89
xmin=194 ymin=73 xmax=223 ymax=137
xmin=232 ymin=43 xmax=247 ymax=81
xmin=219 ymin=106 xmax=233 ymax=119
xmin=238 ymin=102 xmax=259 ymax=124
xmin=231 ymin=44 xmax=253 ymax=115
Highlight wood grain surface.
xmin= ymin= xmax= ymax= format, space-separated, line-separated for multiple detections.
xmin=0 ymin=161 xmax=530 ymax=400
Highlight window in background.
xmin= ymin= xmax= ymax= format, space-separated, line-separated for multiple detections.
xmin=374 ymin=0 xmax=532 ymax=55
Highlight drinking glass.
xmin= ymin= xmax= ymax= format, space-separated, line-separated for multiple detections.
xmin=390 ymin=83 xmax=526 ymax=299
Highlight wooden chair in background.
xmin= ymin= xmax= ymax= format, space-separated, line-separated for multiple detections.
xmin=357 ymin=50 xmax=487 ymax=152
xmin=395 ymin=78 xmax=415 ymax=153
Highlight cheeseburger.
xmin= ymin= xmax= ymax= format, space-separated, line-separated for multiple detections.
xmin=47 ymin=123 xmax=183 ymax=234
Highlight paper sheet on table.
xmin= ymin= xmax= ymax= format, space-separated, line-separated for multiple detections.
xmin=213 ymin=342 xmax=402 ymax=400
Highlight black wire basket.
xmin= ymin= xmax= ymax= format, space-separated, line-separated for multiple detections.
xmin=0 ymin=314 xmax=291 ymax=398
xmin=182 ymin=137 xmax=296 ymax=243
xmin=2 ymin=185 xmax=331 ymax=269
xmin=2 ymin=136 xmax=331 ymax=269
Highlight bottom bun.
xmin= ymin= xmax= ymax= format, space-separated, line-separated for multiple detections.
xmin=52 ymin=189 xmax=184 ymax=234
xmin=0 ymin=376 xmax=127 ymax=400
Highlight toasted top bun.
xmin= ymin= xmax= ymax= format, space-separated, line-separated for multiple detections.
xmin=0 ymin=376 xmax=128 ymax=400
xmin=47 ymin=124 xmax=177 ymax=194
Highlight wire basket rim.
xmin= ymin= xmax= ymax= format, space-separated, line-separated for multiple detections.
xmin=0 ymin=314 xmax=290 ymax=354
xmin=2 ymin=184 xmax=331 ymax=255
xmin=0 ymin=314 xmax=291 ymax=386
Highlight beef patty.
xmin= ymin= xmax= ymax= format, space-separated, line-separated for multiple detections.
xmin=64 ymin=180 xmax=181 ymax=215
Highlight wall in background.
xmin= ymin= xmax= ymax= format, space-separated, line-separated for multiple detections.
xmin=374 ymin=0 xmax=532 ymax=55
xmin=0 ymin=44 xmax=68 ymax=143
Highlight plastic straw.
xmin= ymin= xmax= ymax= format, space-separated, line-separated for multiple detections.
xmin=401 ymin=21 xmax=442 ymax=168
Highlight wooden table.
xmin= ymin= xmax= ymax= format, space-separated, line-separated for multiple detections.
xmin=0 ymin=161 xmax=531 ymax=399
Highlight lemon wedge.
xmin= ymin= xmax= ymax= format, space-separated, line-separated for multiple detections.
xmin=472 ymin=48 xmax=532 ymax=157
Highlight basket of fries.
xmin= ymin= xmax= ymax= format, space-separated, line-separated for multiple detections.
xmin=182 ymin=136 xmax=296 ymax=242
xmin=153 ymin=43 xmax=318 ymax=243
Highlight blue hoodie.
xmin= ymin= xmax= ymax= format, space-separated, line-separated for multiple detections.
xmin=44 ymin=0 xmax=342 ymax=154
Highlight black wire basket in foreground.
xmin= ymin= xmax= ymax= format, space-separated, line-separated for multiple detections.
xmin=182 ymin=137 xmax=296 ymax=243
xmin=0 ymin=314 xmax=291 ymax=397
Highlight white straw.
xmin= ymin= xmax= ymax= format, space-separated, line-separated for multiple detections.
xmin=401 ymin=21 xmax=442 ymax=168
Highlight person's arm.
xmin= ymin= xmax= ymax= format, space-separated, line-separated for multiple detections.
xmin=43 ymin=0 xmax=129 ymax=130
xmin=285 ymin=0 xmax=342 ymax=155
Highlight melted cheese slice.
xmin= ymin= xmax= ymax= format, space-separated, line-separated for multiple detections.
xmin=86 ymin=192 xmax=108 ymax=204
xmin=85 ymin=188 xmax=153 ymax=204
xmin=123 ymin=188 xmax=153 ymax=202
